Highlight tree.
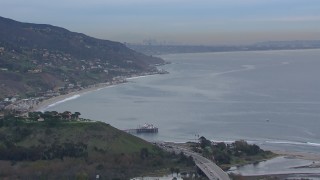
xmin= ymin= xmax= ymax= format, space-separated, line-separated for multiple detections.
xmin=175 ymin=168 xmax=180 ymax=176
xmin=187 ymin=155 xmax=195 ymax=166
xmin=198 ymin=136 xmax=211 ymax=149
xmin=232 ymin=140 xmax=261 ymax=155
xmin=202 ymin=146 xmax=212 ymax=158
xmin=74 ymin=112 xmax=81 ymax=119
xmin=216 ymin=142 xmax=227 ymax=150
xmin=28 ymin=111 xmax=42 ymax=121
xmin=170 ymin=167 xmax=175 ymax=177
xmin=214 ymin=151 xmax=231 ymax=164
xmin=247 ymin=144 xmax=261 ymax=155
xmin=140 ymin=148 xmax=149 ymax=159
xmin=42 ymin=111 xmax=55 ymax=119
xmin=61 ymin=111 xmax=72 ymax=120
xmin=233 ymin=140 xmax=249 ymax=152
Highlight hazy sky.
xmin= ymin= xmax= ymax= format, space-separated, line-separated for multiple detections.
xmin=1 ymin=0 xmax=320 ymax=45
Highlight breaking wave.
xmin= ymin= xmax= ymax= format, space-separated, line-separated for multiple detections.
xmin=41 ymin=94 xmax=81 ymax=111
xmin=265 ymin=140 xmax=320 ymax=147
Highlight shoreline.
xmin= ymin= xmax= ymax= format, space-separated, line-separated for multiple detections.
xmin=28 ymin=71 xmax=167 ymax=112
xmin=168 ymin=142 xmax=320 ymax=172
xmin=271 ymin=150 xmax=320 ymax=161
xmin=29 ymin=67 xmax=320 ymax=172
xmin=167 ymin=141 xmax=320 ymax=163
xmin=228 ymin=150 xmax=320 ymax=177
xmin=31 ymin=73 xmax=160 ymax=112
xmin=31 ymin=82 xmax=116 ymax=112
xmin=240 ymin=173 xmax=320 ymax=180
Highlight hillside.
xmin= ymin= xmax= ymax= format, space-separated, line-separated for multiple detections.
xmin=0 ymin=112 xmax=195 ymax=179
xmin=0 ymin=16 xmax=164 ymax=99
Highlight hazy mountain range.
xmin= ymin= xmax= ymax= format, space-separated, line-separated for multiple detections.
xmin=128 ymin=40 xmax=320 ymax=55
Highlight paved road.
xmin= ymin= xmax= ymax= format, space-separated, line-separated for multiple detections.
xmin=157 ymin=142 xmax=230 ymax=180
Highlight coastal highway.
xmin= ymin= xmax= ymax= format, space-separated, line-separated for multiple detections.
xmin=157 ymin=142 xmax=230 ymax=180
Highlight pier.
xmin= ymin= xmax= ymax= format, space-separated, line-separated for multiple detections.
xmin=124 ymin=123 xmax=158 ymax=134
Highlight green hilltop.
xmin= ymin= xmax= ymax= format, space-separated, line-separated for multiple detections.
xmin=0 ymin=112 xmax=195 ymax=179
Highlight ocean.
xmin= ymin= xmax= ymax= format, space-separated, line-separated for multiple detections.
xmin=46 ymin=49 xmax=320 ymax=155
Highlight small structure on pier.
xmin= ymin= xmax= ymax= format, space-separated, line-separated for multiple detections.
xmin=137 ymin=123 xmax=158 ymax=133
xmin=124 ymin=123 xmax=158 ymax=134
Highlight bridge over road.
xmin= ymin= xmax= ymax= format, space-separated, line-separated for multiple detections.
xmin=157 ymin=142 xmax=230 ymax=180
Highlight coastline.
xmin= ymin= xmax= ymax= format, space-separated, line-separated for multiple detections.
xmin=163 ymin=142 xmax=320 ymax=179
xmin=30 ymin=71 xmax=165 ymax=112
xmin=169 ymin=142 xmax=320 ymax=176
xmin=28 ymin=67 xmax=320 ymax=176
xmin=31 ymin=82 xmax=114 ymax=112
xmin=240 ymin=173 xmax=320 ymax=180
xmin=271 ymin=150 xmax=320 ymax=161
xmin=228 ymin=150 xmax=320 ymax=177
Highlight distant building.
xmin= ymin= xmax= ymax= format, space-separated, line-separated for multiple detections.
xmin=37 ymin=117 xmax=44 ymax=122
xmin=10 ymin=98 xmax=17 ymax=102
xmin=28 ymin=69 xmax=42 ymax=73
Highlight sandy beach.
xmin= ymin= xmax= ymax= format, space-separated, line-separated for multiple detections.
xmin=228 ymin=150 xmax=320 ymax=178
xmin=272 ymin=150 xmax=320 ymax=162
xmin=30 ymin=73 xmax=159 ymax=112
xmin=31 ymin=82 xmax=116 ymax=112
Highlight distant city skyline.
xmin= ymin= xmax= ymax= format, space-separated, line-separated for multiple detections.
xmin=1 ymin=0 xmax=320 ymax=45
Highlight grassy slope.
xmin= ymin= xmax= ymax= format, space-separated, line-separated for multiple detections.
xmin=13 ymin=122 xmax=152 ymax=153
xmin=0 ymin=121 xmax=191 ymax=179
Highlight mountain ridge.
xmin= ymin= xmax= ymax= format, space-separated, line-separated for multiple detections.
xmin=0 ymin=16 xmax=164 ymax=99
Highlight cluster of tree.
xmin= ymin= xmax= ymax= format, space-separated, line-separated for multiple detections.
xmin=0 ymin=111 xmax=83 ymax=128
xmin=42 ymin=142 xmax=88 ymax=160
xmin=28 ymin=111 xmax=81 ymax=121
xmin=177 ymin=152 xmax=195 ymax=166
xmin=0 ymin=114 xmax=25 ymax=127
xmin=211 ymin=143 xmax=231 ymax=164
xmin=231 ymin=140 xmax=261 ymax=156
xmin=196 ymin=137 xmax=265 ymax=165
xmin=0 ymin=141 xmax=88 ymax=161
xmin=170 ymin=167 xmax=180 ymax=177
xmin=199 ymin=136 xmax=211 ymax=149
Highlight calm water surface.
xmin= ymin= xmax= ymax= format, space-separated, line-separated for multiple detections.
xmin=47 ymin=49 xmax=320 ymax=154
